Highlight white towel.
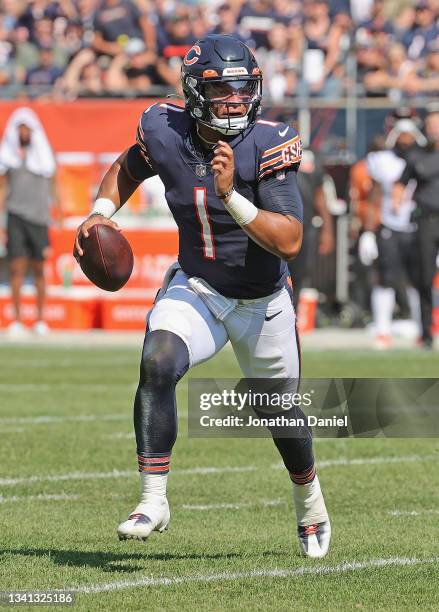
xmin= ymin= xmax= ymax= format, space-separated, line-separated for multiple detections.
xmin=0 ymin=107 xmax=56 ymax=178
xmin=188 ymin=276 xmax=236 ymax=321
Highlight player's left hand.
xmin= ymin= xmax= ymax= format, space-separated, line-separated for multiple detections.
xmin=212 ymin=141 xmax=234 ymax=197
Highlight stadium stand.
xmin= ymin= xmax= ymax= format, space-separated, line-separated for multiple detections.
xmin=0 ymin=0 xmax=436 ymax=101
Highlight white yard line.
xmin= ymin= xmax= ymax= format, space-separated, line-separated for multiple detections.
xmin=66 ymin=556 xmax=439 ymax=594
xmin=0 ymin=428 xmax=25 ymax=434
xmin=182 ymin=499 xmax=285 ymax=511
xmin=0 ymin=414 xmax=129 ymax=425
xmin=389 ymin=509 xmax=439 ymax=517
xmin=314 ymin=455 xmax=435 ymax=468
xmin=0 ymin=384 xmax=136 ymax=392
xmin=0 ymin=454 xmax=434 ymax=487
xmin=104 ymin=432 xmax=136 ymax=440
xmin=0 ymin=493 xmax=80 ymax=504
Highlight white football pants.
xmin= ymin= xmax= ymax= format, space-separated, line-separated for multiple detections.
xmin=147 ymin=267 xmax=301 ymax=378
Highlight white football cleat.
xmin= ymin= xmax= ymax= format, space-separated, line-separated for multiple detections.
xmin=293 ymin=474 xmax=331 ymax=558
xmin=117 ymin=498 xmax=170 ymax=541
xmin=297 ymin=520 xmax=331 ymax=558
xmin=6 ymin=321 xmax=29 ymax=338
xmin=33 ymin=320 xmax=49 ymax=336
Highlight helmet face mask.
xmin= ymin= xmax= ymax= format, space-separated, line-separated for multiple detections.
xmin=181 ymin=35 xmax=263 ymax=136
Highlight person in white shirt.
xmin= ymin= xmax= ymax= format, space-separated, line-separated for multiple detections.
xmin=359 ymin=111 xmax=426 ymax=349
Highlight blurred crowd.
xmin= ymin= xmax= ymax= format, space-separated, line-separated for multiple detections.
xmin=0 ymin=0 xmax=439 ymax=100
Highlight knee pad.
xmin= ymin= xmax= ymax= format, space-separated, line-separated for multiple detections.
xmin=140 ymin=330 xmax=189 ymax=388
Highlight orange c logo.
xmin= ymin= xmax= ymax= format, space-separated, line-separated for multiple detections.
xmin=184 ymin=45 xmax=201 ymax=66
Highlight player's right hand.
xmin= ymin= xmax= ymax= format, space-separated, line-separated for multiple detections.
xmin=73 ymin=214 xmax=120 ymax=260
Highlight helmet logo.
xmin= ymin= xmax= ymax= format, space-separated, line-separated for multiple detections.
xmin=184 ymin=45 xmax=201 ymax=66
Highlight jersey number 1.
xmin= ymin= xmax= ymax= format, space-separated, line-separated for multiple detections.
xmin=194 ymin=187 xmax=216 ymax=260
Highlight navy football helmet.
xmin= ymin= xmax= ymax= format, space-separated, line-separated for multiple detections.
xmin=181 ymin=35 xmax=262 ymax=135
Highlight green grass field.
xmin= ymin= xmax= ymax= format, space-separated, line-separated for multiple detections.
xmin=1 ymin=343 xmax=439 ymax=611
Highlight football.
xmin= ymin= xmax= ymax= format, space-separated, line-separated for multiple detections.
xmin=79 ymin=224 xmax=134 ymax=291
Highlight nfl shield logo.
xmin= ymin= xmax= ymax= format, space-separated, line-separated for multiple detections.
xmin=196 ymin=164 xmax=206 ymax=177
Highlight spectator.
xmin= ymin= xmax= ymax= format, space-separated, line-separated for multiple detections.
xmin=155 ymin=8 xmax=196 ymax=90
xmin=210 ymin=2 xmax=249 ymax=42
xmin=257 ymin=22 xmax=299 ymax=101
xmin=363 ymin=42 xmax=417 ymax=100
xmin=76 ymin=0 xmax=98 ymax=46
xmin=0 ymin=15 xmax=14 ymax=87
xmin=1 ymin=0 xmax=23 ymax=33
xmin=355 ymin=35 xmax=387 ymax=89
xmin=61 ymin=19 xmax=86 ymax=59
xmin=402 ymin=38 xmax=439 ymax=96
xmin=328 ymin=0 xmax=351 ymax=19
xmin=23 ymin=16 xmax=69 ymax=68
xmin=273 ymin=0 xmax=302 ymax=18
xmin=403 ymin=0 xmax=439 ymax=60
xmin=25 ymin=45 xmax=64 ymax=89
xmin=356 ymin=0 xmax=394 ymax=38
xmin=106 ymin=37 xmax=157 ymax=93
xmin=238 ymin=0 xmax=279 ymax=49
xmin=350 ymin=0 xmax=374 ymax=25
xmin=61 ymin=47 xmax=105 ymax=96
xmin=16 ymin=1 xmax=70 ymax=35
xmin=300 ymin=0 xmax=346 ymax=97
xmin=392 ymin=4 xmax=416 ymax=43
xmin=93 ymin=0 xmax=156 ymax=58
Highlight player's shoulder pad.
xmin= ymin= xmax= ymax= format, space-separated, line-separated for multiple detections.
xmin=136 ymin=102 xmax=186 ymax=151
xmin=255 ymin=119 xmax=302 ymax=181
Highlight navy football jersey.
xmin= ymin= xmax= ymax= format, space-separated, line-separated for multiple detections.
xmin=133 ymin=102 xmax=302 ymax=299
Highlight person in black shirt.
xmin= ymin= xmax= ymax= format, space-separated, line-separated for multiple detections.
xmin=93 ymin=0 xmax=156 ymax=58
xmin=288 ymin=149 xmax=334 ymax=309
xmin=395 ymin=107 xmax=439 ymax=348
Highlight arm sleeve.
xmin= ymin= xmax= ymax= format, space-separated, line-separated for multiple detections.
xmin=123 ymin=111 xmax=159 ymax=182
xmin=125 ymin=144 xmax=157 ymax=182
xmin=257 ymin=168 xmax=303 ymax=223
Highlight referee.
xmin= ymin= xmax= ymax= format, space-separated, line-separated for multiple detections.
xmin=395 ymin=107 xmax=439 ymax=349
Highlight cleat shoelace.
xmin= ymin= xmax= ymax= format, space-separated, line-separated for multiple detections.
xmin=128 ymin=513 xmax=146 ymax=521
xmin=302 ymin=524 xmax=318 ymax=536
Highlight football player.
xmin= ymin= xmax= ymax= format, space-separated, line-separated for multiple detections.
xmin=74 ymin=35 xmax=331 ymax=558
xmin=359 ymin=109 xmax=425 ymax=349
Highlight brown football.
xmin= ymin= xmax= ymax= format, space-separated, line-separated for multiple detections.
xmin=79 ymin=224 xmax=134 ymax=291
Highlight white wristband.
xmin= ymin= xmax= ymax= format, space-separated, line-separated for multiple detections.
xmin=223 ymin=189 xmax=258 ymax=226
xmin=90 ymin=197 xmax=117 ymax=219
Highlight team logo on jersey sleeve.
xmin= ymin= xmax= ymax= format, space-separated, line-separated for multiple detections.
xmin=184 ymin=45 xmax=201 ymax=66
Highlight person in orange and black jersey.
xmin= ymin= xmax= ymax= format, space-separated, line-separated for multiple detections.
xmin=288 ymin=148 xmax=335 ymax=310
xmin=348 ymin=135 xmax=383 ymax=323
